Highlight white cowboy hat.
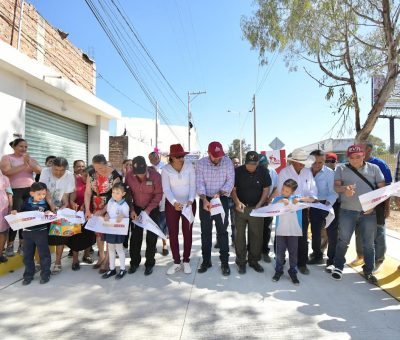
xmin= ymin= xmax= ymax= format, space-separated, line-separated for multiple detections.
xmin=287 ymin=149 xmax=315 ymax=167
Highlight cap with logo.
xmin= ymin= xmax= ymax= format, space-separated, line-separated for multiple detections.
xmin=132 ymin=156 xmax=147 ymax=174
xmin=208 ymin=141 xmax=225 ymax=158
xmin=347 ymin=144 xmax=365 ymax=157
xmin=245 ymin=151 xmax=259 ymax=165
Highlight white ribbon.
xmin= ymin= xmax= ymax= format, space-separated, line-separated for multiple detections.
xmin=5 ymin=211 xmax=59 ymax=231
xmin=359 ymin=181 xmax=400 ymax=211
xmin=85 ymin=216 xmax=129 ymax=235
xmin=133 ymin=211 xmax=167 ymax=239
xmin=210 ymin=197 xmax=225 ymax=222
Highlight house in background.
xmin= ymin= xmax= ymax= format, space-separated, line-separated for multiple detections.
xmin=0 ymin=0 xmax=120 ymax=166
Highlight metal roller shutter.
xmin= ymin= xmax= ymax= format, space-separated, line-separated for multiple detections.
xmin=25 ymin=104 xmax=88 ymax=168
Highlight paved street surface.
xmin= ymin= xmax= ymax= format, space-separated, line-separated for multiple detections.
xmin=1 ymin=223 xmax=399 ymax=340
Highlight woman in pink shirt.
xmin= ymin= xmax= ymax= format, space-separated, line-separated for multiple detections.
xmin=0 ymin=138 xmax=41 ymax=257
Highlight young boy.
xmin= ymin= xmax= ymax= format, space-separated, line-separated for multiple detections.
xmin=12 ymin=182 xmax=52 ymax=285
xmin=272 ymin=179 xmax=315 ymax=285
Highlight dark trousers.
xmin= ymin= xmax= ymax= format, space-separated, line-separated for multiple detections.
xmin=199 ymin=196 xmax=229 ymax=264
xmin=310 ymin=207 xmax=329 ymax=259
xmin=165 ymin=200 xmax=196 ymax=264
xmin=326 ymin=201 xmax=340 ymax=265
xmin=22 ymin=229 xmax=51 ymax=280
xmin=9 ymin=187 xmax=30 ymax=242
xmin=235 ymin=207 xmax=264 ymax=265
xmin=263 ymin=217 xmax=273 ymax=254
xmin=275 ymin=235 xmax=298 ymax=274
xmin=228 ymin=198 xmax=236 ymax=242
xmin=130 ymin=207 xmax=159 ymax=268
xmin=297 ymin=209 xmax=309 ymax=267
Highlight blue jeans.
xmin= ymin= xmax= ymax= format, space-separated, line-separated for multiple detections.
xmin=355 ymin=223 xmax=386 ymax=263
xmin=199 ymin=196 xmax=230 ymax=264
xmin=275 ymin=235 xmax=298 ymax=274
xmin=334 ymin=209 xmax=376 ymax=274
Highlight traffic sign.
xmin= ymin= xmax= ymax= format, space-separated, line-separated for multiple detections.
xmin=269 ymin=137 xmax=285 ymax=150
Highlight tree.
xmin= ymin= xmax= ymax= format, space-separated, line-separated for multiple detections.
xmin=227 ymin=139 xmax=252 ymax=161
xmin=242 ymin=0 xmax=400 ymax=142
xmin=367 ymin=134 xmax=388 ymax=155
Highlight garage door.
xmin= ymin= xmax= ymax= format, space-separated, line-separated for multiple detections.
xmin=25 ymin=104 xmax=88 ymax=168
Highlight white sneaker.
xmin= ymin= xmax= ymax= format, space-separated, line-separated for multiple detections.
xmin=167 ymin=263 xmax=182 ymax=275
xmin=183 ymin=262 xmax=191 ymax=274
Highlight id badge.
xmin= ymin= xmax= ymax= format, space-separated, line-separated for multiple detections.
xmin=146 ymin=180 xmax=153 ymax=186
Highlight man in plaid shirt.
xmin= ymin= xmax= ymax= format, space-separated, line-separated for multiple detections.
xmin=196 ymin=141 xmax=235 ymax=276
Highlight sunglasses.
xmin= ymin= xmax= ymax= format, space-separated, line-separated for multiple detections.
xmin=325 ymin=159 xmax=337 ymax=164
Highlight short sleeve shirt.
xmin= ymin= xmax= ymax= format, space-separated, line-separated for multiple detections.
xmin=235 ymin=165 xmax=271 ymax=206
xmin=39 ymin=167 xmax=75 ymax=207
xmin=335 ymin=162 xmax=385 ymax=211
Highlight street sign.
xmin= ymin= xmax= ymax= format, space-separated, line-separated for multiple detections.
xmin=269 ymin=137 xmax=285 ymax=150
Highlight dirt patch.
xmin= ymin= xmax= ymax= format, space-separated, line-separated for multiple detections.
xmin=387 ymin=210 xmax=400 ymax=233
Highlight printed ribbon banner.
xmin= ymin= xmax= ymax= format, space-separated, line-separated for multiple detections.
xmin=133 ymin=211 xmax=166 ymax=239
xmin=5 ymin=211 xmax=59 ymax=231
xmin=210 ymin=197 xmax=225 ymax=222
xmin=251 ymin=202 xmax=335 ymax=228
xmin=359 ymin=182 xmax=400 ymax=212
xmin=57 ymin=208 xmax=86 ymax=225
xmin=85 ymin=216 xmax=129 ymax=235
xmin=182 ymin=204 xmax=195 ymax=224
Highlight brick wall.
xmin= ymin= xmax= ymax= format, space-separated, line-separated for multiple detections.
xmin=0 ymin=0 xmax=96 ymax=93
xmin=109 ymin=136 xmax=128 ymax=172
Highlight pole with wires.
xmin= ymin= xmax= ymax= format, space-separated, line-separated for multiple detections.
xmin=188 ymin=90 xmax=206 ymax=151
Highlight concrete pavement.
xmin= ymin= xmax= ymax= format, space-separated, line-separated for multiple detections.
xmin=0 ymin=223 xmax=399 ymax=340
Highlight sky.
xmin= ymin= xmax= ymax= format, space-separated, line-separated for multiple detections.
xmin=30 ymin=0 xmax=395 ymax=154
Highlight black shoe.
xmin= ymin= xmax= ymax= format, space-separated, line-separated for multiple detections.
xmin=214 ymin=243 xmax=220 ymax=249
xmin=272 ymin=272 xmax=283 ymax=282
xmin=68 ymin=249 xmax=73 ymax=258
xmin=102 ymin=269 xmax=117 ymax=279
xmin=40 ymin=277 xmax=50 ymax=284
xmin=71 ymin=262 xmax=80 ymax=271
xmin=128 ymin=265 xmax=138 ymax=274
xmin=144 ymin=266 xmax=153 ymax=276
xmin=249 ymin=262 xmax=264 ymax=273
xmin=307 ymin=257 xmax=324 ymax=265
xmin=115 ymin=269 xmax=127 ymax=280
xmin=22 ymin=278 xmax=32 ymax=286
xmin=263 ymin=253 xmax=272 ymax=263
xmin=298 ymin=266 xmax=310 ymax=275
xmin=221 ymin=263 xmax=230 ymax=276
xmin=197 ymin=262 xmax=212 ymax=273
xmin=364 ymin=273 xmax=378 ymax=285
xmin=0 ymin=255 xmax=8 ymax=263
xmin=238 ymin=264 xmax=246 ymax=274
xmin=89 ymin=247 xmax=94 ymax=254
xmin=289 ymin=271 xmax=300 ymax=285
xmin=161 ymin=248 xmax=169 ymax=256
xmin=82 ymin=256 xmax=93 ymax=264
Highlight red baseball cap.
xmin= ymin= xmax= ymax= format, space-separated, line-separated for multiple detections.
xmin=208 ymin=141 xmax=225 ymax=158
xmin=326 ymin=152 xmax=338 ymax=160
xmin=347 ymin=144 xmax=365 ymax=157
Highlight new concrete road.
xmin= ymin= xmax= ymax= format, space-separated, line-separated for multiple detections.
xmin=1 ymin=223 xmax=399 ymax=339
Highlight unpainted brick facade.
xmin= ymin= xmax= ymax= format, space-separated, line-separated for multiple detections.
xmin=0 ymin=0 xmax=96 ymax=93
xmin=109 ymin=136 xmax=128 ymax=172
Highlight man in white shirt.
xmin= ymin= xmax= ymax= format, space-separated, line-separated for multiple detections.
xmin=276 ymin=149 xmax=317 ymax=275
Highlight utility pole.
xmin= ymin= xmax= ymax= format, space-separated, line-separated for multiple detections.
xmin=227 ymin=109 xmax=243 ymax=164
xmin=155 ymin=101 xmax=159 ymax=149
xmin=250 ymin=94 xmax=257 ymax=151
xmin=188 ymin=90 xmax=206 ymax=151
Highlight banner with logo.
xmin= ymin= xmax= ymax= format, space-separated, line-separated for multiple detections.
xmin=5 ymin=211 xmax=59 ymax=231
xmin=86 ymin=216 xmax=129 ymax=235
xmin=359 ymin=182 xmax=400 ymax=211
xmin=250 ymin=201 xmax=335 ymax=227
xmin=264 ymin=150 xmax=286 ymax=173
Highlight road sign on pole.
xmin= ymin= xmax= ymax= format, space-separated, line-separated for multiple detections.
xmin=269 ymin=137 xmax=285 ymax=150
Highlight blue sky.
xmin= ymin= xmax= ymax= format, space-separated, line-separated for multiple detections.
xmin=31 ymin=0 xmax=393 ymax=153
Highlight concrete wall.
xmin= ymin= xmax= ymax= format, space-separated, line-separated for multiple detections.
xmin=0 ymin=0 xmax=95 ymax=93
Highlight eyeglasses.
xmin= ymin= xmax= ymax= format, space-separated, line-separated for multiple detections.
xmin=325 ymin=159 xmax=337 ymax=164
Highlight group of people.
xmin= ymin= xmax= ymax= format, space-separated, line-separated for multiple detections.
xmin=0 ymin=137 xmax=399 ymax=287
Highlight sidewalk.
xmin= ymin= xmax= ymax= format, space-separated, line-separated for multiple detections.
xmin=0 ymin=223 xmax=399 ymax=339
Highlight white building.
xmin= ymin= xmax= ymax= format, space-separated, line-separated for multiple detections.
xmin=116 ymin=116 xmax=200 ymax=158
xmin=0 ymin=40 xmax=120 ymax=166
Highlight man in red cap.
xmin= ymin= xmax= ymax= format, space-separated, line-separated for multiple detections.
xmin=331 ymin=144 xmax=385 ymax=284
xmin=195 ymin=141 xmax=235 ymax=276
